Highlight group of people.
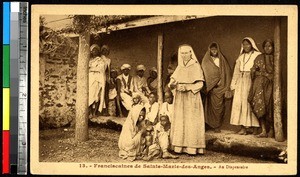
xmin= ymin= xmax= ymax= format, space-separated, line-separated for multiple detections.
xmin=88 ymin=44 xmax=159 ymax=118
xmin=89 ymin=36 xmax=275 ymax=161
xmin=203 ymin=37 xmax=275 ymax=138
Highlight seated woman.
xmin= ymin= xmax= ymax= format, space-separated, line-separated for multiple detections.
xmin=118 ymin=105 xmax=147 ymax=161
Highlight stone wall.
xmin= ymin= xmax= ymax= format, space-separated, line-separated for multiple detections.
xmin=39 ymin=52 xmax=78 ymax=128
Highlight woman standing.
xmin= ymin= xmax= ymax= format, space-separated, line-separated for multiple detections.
xmin=202 ymin=42 xmax=232 ymax=133
xmin=168 ymin=44 xmax=206 ymax=155
xmin=230 ymin=37 xmax=261 ymax=135
xmin=248 ymin=39 xmax=274 ymax=138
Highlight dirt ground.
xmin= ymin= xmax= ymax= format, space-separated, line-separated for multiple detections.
xmin=39 ymin=125 xmax=275 ymax=163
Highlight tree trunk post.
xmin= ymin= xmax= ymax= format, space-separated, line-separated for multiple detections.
xmin=157 ymin=33 xmax=164 ymax=106
xmin=273 ymin=17 xmax=285 ymax=142
xmin=75 ymin=31 xmax=90 ymax=142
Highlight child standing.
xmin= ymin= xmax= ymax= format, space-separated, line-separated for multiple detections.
xmin=107 ymin=68 xmax=118 ymax=116
xmin=144 ymin=92 xmax=159 ymax=125
xmin=153 ymin=115 xmax=178 ymax=159
xmin=160 ymin=91 xmax=174 ymax=122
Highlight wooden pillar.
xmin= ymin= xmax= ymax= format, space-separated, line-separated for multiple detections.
xmin=273 ymin=17 xmax=285 ymax=142
xmin=75 ymin=31 xmax=90 ymax=142
xmin=157 ymin=33 xmax=163 ymax=106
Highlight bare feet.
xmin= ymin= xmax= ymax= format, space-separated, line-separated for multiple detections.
xmin=214 ymin=128 xmax=221 ymax=133
xmin=236 ymin=128 xmax=247 ymax=135
xmin=162 ymin=152 xmax=179 ymax=159
xmin=252 ymin=127 xmax=259 ymax=135
xmin=268 ymin=129 xmax=274 ymax=138
xmin=256 ymin=132 xmax=268 ymax=138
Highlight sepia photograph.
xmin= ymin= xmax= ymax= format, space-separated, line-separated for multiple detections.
xmin=30 ymin=5 xmax=297 ymax=175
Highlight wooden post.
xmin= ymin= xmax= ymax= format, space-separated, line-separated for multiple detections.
xmin=157 ymin=33 xmax=163 ymax=106
xmin=75 ymin=31 xmax=90 ymax=142
xmin=273 ymin=17 xmax=285 ymax=142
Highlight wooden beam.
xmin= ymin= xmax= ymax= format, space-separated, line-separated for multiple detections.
xmin=157 ymin=33 xmax=163 ymax=105
xmin=273 ymin=17 xmax=285 ymax=142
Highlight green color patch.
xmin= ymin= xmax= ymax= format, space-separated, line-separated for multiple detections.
xmin=3 ymin=45 xmax=10 ymax=88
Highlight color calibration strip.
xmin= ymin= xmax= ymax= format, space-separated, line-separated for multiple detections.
xmin=3 ymin=2 xmax=11 ymax=174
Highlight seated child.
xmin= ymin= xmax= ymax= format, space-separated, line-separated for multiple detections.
xmin=144 ymin=92 xmax=159 ymax=125
xmin=153 ymin=115 xmax=178 ymax=159
xmin=139 ymin=124 xmax=161 ymax=161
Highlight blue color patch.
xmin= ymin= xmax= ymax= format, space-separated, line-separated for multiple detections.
xmin=3 ymin=2 xmax=10 ymax=44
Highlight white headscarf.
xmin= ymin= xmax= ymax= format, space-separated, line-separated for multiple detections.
xmin=178 ymin=44 xmax=198 ymax=67
xmin=171 ymin=44 xmax=204 ymax=84
xmin=240 ymin=37 xmax=260 ymax=55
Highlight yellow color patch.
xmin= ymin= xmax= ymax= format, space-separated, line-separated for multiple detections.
xmin=3 ymin=88 xmax=10 ymax=130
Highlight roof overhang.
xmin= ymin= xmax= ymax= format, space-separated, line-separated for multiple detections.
xmin=63 ymin=15 xmax=215 ymax=37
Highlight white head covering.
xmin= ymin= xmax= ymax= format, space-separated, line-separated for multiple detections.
xmin=90 ymin=44 xmax=100 ymax=52
xmin=150 ymin=67 xmax=157 ymax=73
xmin=171 ymin=44 xmax=204 ymax=84
xmin=121 ymin=64 xmax=131 ymax=70
xmin=136 ymin=64 xmax=146 ymax=71
xmin=240 ymin=37 xmax=260 ymax=54
xmin=178 ymin=44 xmax=198 ymax=67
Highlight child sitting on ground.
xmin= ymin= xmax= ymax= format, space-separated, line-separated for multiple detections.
xmin=139 ymin=124 xmax=160 ymax=161
xmin=139 ymin=114 xmax=178 ymax=161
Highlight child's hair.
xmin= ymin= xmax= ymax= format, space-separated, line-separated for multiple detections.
xmin=159 ymin=114 xmax=171 ymax=131
xmin=148 ymin=92 xmax=157 ymax=99
xmin=132 ymin=93 xmax=142 ymax=100
xmin=159 ymin=114 xmax=170 ymax=122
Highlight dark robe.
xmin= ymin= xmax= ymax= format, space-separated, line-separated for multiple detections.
xmin=248 ymin=54 xmax=274 ymax=123
xmin=201 ymin=43 xmax=232 ymax=129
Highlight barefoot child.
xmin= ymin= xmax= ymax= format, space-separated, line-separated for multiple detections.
xmin=144 ymin=92 xmax=159 ymax=125
xmin=154 ymin=115 xmax=178 ymax=159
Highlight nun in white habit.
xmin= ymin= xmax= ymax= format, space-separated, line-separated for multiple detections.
xmin=168 ymin=44 xmax=206 ymax=155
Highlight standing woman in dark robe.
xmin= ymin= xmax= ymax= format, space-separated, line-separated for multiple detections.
xmin=248 ymin=39 xmax=274 ymax=138
xmin=201 ymin=42 xmax=232 ymax=133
